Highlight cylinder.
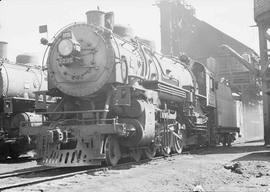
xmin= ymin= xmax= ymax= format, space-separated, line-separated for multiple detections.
xmin=0 ymin=41 xmax=8 ymax=58
xmin=11 ymin=112 xmax=43 ymax=129
xmin=85 ymin=10 xmax=105 ymax=28
xmin=119 ymin=118 xmax=144 ymax=147
xmin=11 ymin=112 xmax=42 ymax=137
xmin=123 ymin=99 xmax=145 ymax=118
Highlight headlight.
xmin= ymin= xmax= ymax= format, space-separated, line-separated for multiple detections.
xmin=58 ymin=39 xmax=73 ymax=56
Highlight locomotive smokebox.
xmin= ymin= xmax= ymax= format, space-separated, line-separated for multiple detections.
xmin=0 ymin=41 xmax=8 ymax=58
xmin=86 ymin=10 xmax=105 ymax=28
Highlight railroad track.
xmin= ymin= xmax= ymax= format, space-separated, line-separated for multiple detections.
xmin=0 ymin=153 xmax=186 ymax=191
xmin=0 ymin=166 xmax=110 ymax=191
xmin=0 ymin=167 xmax=58 ymax=179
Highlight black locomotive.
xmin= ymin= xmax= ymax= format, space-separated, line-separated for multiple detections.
xmin=22 ymin=10 xmax=239 ymax=167
xmin=0 ymin=41 xmax=46 ymax=159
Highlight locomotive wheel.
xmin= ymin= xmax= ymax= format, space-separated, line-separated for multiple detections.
xmin=9 ymin=143 xmax=21 ymax=159
xmin=130 ymin=149 xmax=142 ymax=162
xmin=161 ymin=131 xmax=171 ymax=156
xmin=227 ymin=134 xmax=233 ymax=147
xmin=104 ymin=136 xmax=121 ymax=166
xmin=222 ymin=134 xmax=228 ymax=146
xmin=172 ymin=129 xmax=184 ymax=154
xmin=0 ymin=142 xmax=9 ymax=161
xmin=143 ymin=145 xmax=156 ymax=160
xmin=9 ymin=150 xmax=20 ymax=159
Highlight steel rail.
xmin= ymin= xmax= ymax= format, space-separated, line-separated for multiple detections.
xmin=0 ymin=167 xmax=61 ymax=179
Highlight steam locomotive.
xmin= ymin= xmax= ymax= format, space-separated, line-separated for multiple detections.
xmin=0 ymin=41 xmax=45 ymax=159
xmin=22 ymin=10 xmax=239 ymax=167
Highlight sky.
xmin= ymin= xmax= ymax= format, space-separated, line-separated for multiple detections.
xmin=0 ymin=0 xmax=258 ymax=63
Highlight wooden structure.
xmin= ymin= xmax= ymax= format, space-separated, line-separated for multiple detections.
xmin=157 ymin=0 xmax=263 ymax=142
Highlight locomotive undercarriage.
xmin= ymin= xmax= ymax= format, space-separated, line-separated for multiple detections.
xmin=21 ymin=114 xmax=174 ymax=167
xmin=0 ymin=97 xmax=43 ymax=159
xmin=22 ymin=119 xmax=127 ymax=166
xmin=22 ymin=84 xmax=209 ymax=167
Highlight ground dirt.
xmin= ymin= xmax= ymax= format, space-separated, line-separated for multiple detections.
xmin=1 ymin=142 xmax=270 ymax=192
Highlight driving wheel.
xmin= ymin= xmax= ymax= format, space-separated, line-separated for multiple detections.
xmin=104 ymin=136 xmax=121 ymax=166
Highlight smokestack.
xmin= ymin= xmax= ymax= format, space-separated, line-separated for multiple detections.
xmin=85 ymin=10 xmax=105 ymax=28
xmin=0 ymin=41 xmax=7 ymax=58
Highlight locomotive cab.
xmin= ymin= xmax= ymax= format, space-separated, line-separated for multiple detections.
xmin=191 ymin=62 xmax=216 ymax=108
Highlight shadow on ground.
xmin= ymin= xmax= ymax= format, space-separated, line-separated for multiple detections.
xmin=190 ymin=142 xmax=268 ymax=155
xmin=232 ymin=151 xmax=270 ymax=162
